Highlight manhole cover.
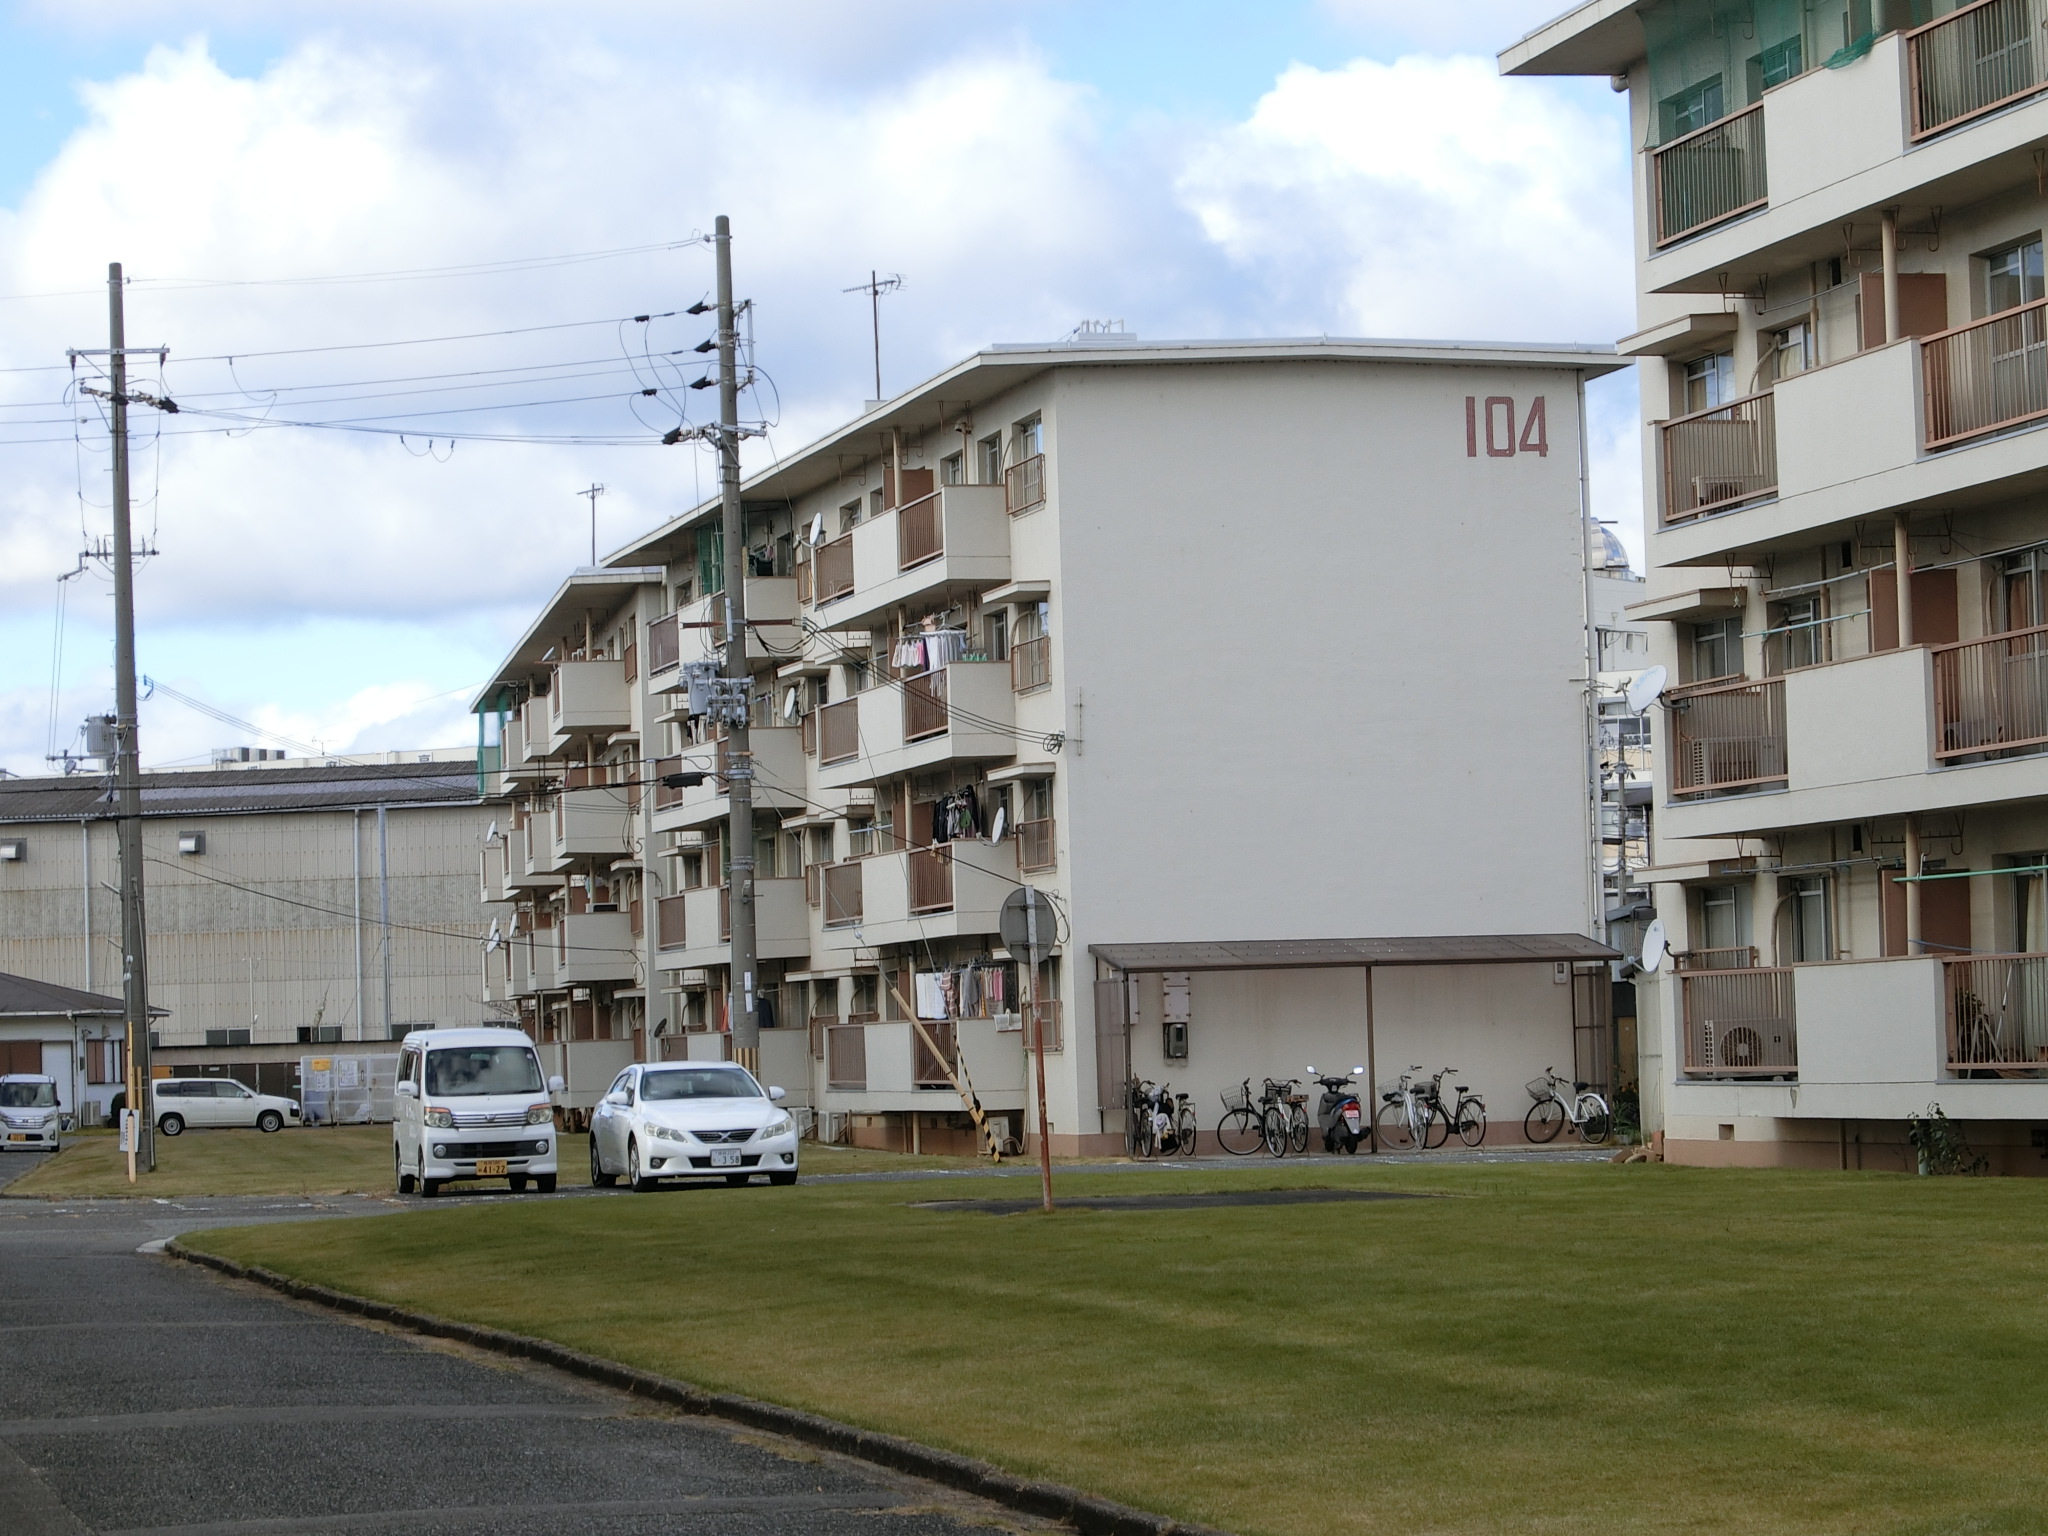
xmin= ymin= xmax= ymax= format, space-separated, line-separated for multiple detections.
xmin=913 ymin=1187 xmax=1429 ymax=1215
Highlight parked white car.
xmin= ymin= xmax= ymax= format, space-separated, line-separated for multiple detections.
xmin=0 ymin=1075 xmax=64 ymax=1150
xmin=393 ymin=1027 xmax=563 ymax=1197
xmin=152 ymin=1077 xmax=301 ymax=1136
xmin=589 ymin=1062 xmax=798 ymax=1190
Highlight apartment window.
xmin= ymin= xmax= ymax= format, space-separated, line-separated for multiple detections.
xmin=868 ymin=488 xmax=885 ymax=518
xmin=1768 ymin=320 xmax=1815 ymax=380
xmin=1984 ymin=237 xmax=2044 ymax=316
xmin=839 ymin=498 xmax=862 ymax=533
xmin=1688 ymin=615 xmax=1744 ymax=683
xmin=1660 ymin=75 xmax=1724 ymax=141
xmin=1765 ymin=594 xmax=1826 ymax=674
xmin=1681 ymin=352 xmax=1736 ymax=413
xmin=977 ymin=433 xmax=1003 ymax=484
xmin=940 ymin=451 xmax=965 ymax=486
xmin=851 ymin=974 xmax=879 ymax=1018
xmin=1998 ymin=546 xmax=2048 ymax=633
xmin=982 ymin=606 xmax=1008 ymax=662
xmin=1013 ymin=414 xmax=1043 ymax=460
xmin=1696 ymin=884 xmax=1748 ymax=953
xmin=1025 ymin=778 xmax=1053 ymax=825
xmin=1751 ymin=35 xmax=1801 ymax=91
xmin=2009 ymin=854 xmax=2048 ymax=951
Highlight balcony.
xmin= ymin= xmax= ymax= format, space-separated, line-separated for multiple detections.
xmin=822 ymin=1018 xmax=1025 ymax=1108
xmin=1680 ymin=967 xmax=1797 ymax=1078
xmin=826 ymin=1022 xmax=866 ymax=1088
xmin=650 ymin=727 xmax=806 ymax=831
xmin=1933 ymin=625 xmax=2048 ymax=759
xmin=815 ymin=662 xmax=1018 ymax=789
xmin=652 ymin=878 xmax=808 ymax=968
xmin=1943 ymin=953 xmax=2048 ymax=1073
xmin=819 ymin=838 xmax=1018 ymax=952
xmin=1922 ymin=299 xmax=2048 ymax=449
xmin=550 ymin=779 xmax=635 ymax=864
xmin=543 ymin=659 xmax=631 ymax=749
xmin=1668 ymin=677 xmax=1786 ymax=798
xmin=646 ymin=613 xmax=681 ymax=676
xmin=647 ymin=580 xmax=802 ymax=677
xmin=1011 ymin=635 xmax=1050 ymax=694
xmin=1659 ymin=391 xmax=1776 ymax=523
xmin=656 ymin=894 xmax=687 ymax=951
xmin=809 ymin=486 xmax=1010 ymax=630
xmin=554 ymin=910 xmax=637 ymax=987
xmin=1651 ymin=102 xmax=1766 ymax=248
xmin=822 ymin=860 xmax=863 ymax=928
xmin=1909 ymin=0 xmax=2048 ymax=141
xmin=908 ymin=846 xmax=952 ymax=914
xmin=480 ymin=841 xmax=510 ymax=905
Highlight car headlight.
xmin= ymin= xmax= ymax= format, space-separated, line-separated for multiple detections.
xmin=525 ymin=1104 xmax=553 ymax=1125
xmin=766 ymin=1113 xmax=792 ymax=1137
xmin=650 ymin=1123 xmax=689 ymax=1142
xmin=424 ymin=1107 xmax=454 ymax=1129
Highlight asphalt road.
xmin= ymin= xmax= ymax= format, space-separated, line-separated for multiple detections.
xmin=0 ymin=1159 xmax=1050 ymax=1536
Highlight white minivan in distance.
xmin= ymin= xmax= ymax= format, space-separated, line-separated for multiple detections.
xmin=393 ymin=1027 xmax=563 ymax=1196
xmin=0 ymin=1075 xmax=64 ymax=1150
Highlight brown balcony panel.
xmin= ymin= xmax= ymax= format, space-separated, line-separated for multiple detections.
xmin=656 ymin=894 xmax=687 ymax=951
xmin=1651 ymin=101 xmax=1765 ymax=247
xmin=823 ymin=860 xmax=863 ymax=927
xmin=1012 ymin=635 xmax=1050 ymax=694
xmin=1933 ymin=624 xmax=2048 ymax=758
xmin=1661 ymin=391 xmax=1776 ymax=523
xmin=1669 ymin=678 xmax=1786 ymax=797
xmin=1680 ymin=968 xmax=1796 ymax=1077
xmin=908 ymin=846 xmax=953 ymax=914
xmin=1945 ymin=954 xmax=2048 ymax=1072
xmin=795 ymin=559 xmax=813 ymax=605
xmin=819 ymin=698 xmax=860 ymax=765
xmin=902 ymin=669 xmax=949 ymax=742
xmin=1910 ymin=0 xmax=2048 ymax=140
xmin=898 ymin=492 xmax=944 ymax=570
xmin=647 ymin=613 xmax=680 ymax=674
xmin=1018 ymin=816 xmax=1055 ymax=874
xmin=1005 ymin=454 xmax=1045 ymax=515
xmin=1922 ymin=298 xmax=2048 ymax=448
xmin=913 ymin=1020 xmax=958 ymax=1086
xmin=653 ymin=755 xmax=685 ymax=809
xmin=827 ymin=1023 xmax=867 ymax=1089
xmin=719 ymin=884 xmax=732 ymax=942
xmin=816 ymin=534 xmax=856 ymax=603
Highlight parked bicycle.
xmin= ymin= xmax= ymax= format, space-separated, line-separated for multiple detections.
xmin=1217 ymin=1079 xmax=1266 ymax=1155
xmin=1260 ymin=1076 xmax=1310 ymax=1158
xmin=1373 ymin=1066 xmax=1433 ymax=1152
xmin=1523 ymin=1068 xmax=1611 ymax=1145
xmin=1129 ymin=1078 xmax=1197 ymax=1158
xmin=1417 ymin=1067 xmax=1488 ymax=1149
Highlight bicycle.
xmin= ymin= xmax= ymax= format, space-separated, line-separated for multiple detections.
xmin=1260 ymin=1077 xmax=1310 ymax=1158
xmin=1523 ymin=1068 xmax=1612 ymax=1145
xmin=1216 ymin=1079 xmax=1265 ymax=1156
xmin=1372 ymin=1066 xmax=1433 ymax=1152
xmin=1417 ymin=1067 xmax=1488 ymax=1149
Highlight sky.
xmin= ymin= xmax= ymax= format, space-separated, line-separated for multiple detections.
xmin=0 ymin=0 xmax=1638 ymax=775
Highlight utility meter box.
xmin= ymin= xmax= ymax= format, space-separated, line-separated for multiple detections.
xmin=1162 ymin=971 xmax=1191 ymax=1060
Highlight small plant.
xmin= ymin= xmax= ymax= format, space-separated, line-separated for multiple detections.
xmin=1907 ymin=1103 xmax=1988 ymax=1176
xmin=1611 ymin=1086 xmax=1642 ymax=1145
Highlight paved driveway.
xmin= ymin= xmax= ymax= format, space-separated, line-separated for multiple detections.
xmin=0 ymin=1188 xmax=1044 ymax=1536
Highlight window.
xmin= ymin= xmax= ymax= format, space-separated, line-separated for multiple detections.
xmin=423 ymin=1046 xmax=544 ymax=1097
xmin=1696 ymin=884 xmax=1747 ymax=953
xmin=982 ymin=607 xmax=1008 ymax=661
xmin=940 ymin=451 xmax=964 ymax=485
xmin=1985 ymin=237 xmax=2044 ymax=316
xmin=977 ymin=434 xmax=1003 ymax=484
xmin=1012 ymin=414 xmax=1043 ymax=460
xmin=851 ymin=974 xmax=879 ymax=1018
xmin=1768 ymin=320 xmax=1815 ymax=380
xmin=1750 ymin=35 xmax=1801 ymax=92
xmin=1998 ymin=545 xmax=2048 ymax=633
xmin=1765 ymin=594 xmax=1826 ymax=673
xmin=1688 ymin=615 xmax=1744 ymax=683
xmin=2010 ymin=855 xmax=2048 ymax=951
xmin=839 ymin=498 xmax=862 ymax=533
xmin=1786 ymin=876 xmax=1830 ymax=963
xmin=1660 ymin=75 xmax=1724 ymax=141
xmin=1681 ymin=352 xmax=1736 ymax=413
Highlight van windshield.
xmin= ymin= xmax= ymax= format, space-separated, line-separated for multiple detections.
xmin=424 ymin=1047 xmax=544 ymax=1098
xmin=0 ymin=1083 xmax=56 ymax=1108
xmin=640 ymin=1068 xmax=761 ymax=1101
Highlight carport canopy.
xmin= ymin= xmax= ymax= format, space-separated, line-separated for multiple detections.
xmin=1088 ymin=933 xmax=1617 ymax=973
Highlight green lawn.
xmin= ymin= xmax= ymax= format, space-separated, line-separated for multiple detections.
xmin=179 ymin=1160 xmax=2048 ymax=1536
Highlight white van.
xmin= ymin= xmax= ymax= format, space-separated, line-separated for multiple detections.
xmin=393 ymin=1027 xmax=563 ymax=1196
xmin=0 ymin=1075 xmax=63 ymax=1150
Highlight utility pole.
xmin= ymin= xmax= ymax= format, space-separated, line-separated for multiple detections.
xmin=716 ymin=216 xmax=760 ymax=1073
xmin=843 ymin=271 xmax=902 ymax=403
xmin=579 ymin=483 xmax=605 ymax=566
xmin=378 ymin=804 xmax=394 ymax=1041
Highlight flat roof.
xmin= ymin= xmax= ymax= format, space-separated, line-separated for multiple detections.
xmin=1498 ymin=0 xmax=1642 ymax=78
xmin=0 ymin=761 xmax=481 ymax=824
xmin=607 ymin=334 xmax=1624 ymax=565
xmin=1089 ymin=934 xmax=1619 ymax=973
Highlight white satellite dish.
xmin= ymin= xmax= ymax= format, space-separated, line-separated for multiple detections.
xmin=783 ymin=687 xmax=799 ymax=721
xmin=986 ymin=805 xmax=1006 ymax=845
xmin=1624 ymin=664 xmax=1668 ymax=715
xmin=486 ymin=819 xmax=500 ymax=843
xmin=485 ymin=921 xmax=504 ymax=953
xmin=807 ymin=512 xmax=826 ymax=546
xmin=1640 ymin=917 xmax=1668 ymax=974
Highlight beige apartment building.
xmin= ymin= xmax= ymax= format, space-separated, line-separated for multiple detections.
xmin=1506 ymin=0 xmax=2048 ymax=1171
xmin=473 ymin=335 xmax=1624 ymax=1153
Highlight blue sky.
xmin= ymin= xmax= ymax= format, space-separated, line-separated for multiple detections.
xmin=0 ymin=0 xmax=1635 ymax=772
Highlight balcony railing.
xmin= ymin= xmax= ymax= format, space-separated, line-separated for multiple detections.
xmin=1651 ymin=101 xmax=1766 ymax=247
xmin=1933 ymin=623 xmax=2048 ymax=758
xmin=1012 ymin=635 xmax=1050 ymax=694
xmin=1673 ymin=945 xmax=1760 ymax=972
xmin=902 ymin=669 xmax=948 ymax=742
xmin=1944 ymin=953 xmax=2048 ymax=1071
xmin=805 ymin=862 xmax=823 ymax=908
xmin=801 ymin=709 xmax=817 ymax=756
xmin=1027 ymin=999 xmax=1064 ymax=1052
xmin=826 ymin=1023 xmax=867 ymax=1089
xmin=1680 ymin=968 xmax=1797 ymax=1077
xmin=912 ymin=1020 xmax=957 ymax=1086
xmin=647 ymin=613 xmax=680 ymax=674
xmin=908 ymin=845 xmax=953 ymax=913
xmin=1909 ymin=0 xmax=2048 ymax=139
xmin=1018 ymin=816 xmax=1055 ymax=874
xmin=1006 ymin=454 xmax=1045 ymax=514
xmin=653 ymin=755 xmax=684 ymax=809
xmin=815 ymin=533 xmax=855 ymax=603
xmin=898 ymin=492 xmax=943 ymax=569
xmin=823 ymin=860 xmax=863 ymax=927
xmin=1922 ymin=297 xmax=2048 ymax=448
xmin=719 ymin=884 xmax=732 ymax=942
xmin=819 ymin=698 xmax=859 ymax=765
xmin=656 ymin=894 xmax=687 ymax=951
xmin=1661 ymin=390 xmax=1776 ymax=522
xmin=794 ymin=558 xmax=813 ymax=606
xmin=1668 ymin=677 xmax=1786 ymax=797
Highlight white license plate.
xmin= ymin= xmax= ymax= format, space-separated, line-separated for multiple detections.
xmin=474 ymin=1159 xmax=509 ymax=1176
xmin=709 ymin=1147 xmax=742 ymax=1168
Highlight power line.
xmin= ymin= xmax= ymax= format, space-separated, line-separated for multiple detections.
xmin=176 ymin=311 xmax=677 ymax=366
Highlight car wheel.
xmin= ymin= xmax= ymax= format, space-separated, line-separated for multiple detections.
xmin=627 ymin=1138 xmax=656 ymax=1193
xmin=395 ymin=1146 xmax=416 ymax=1196
xmin=724 ymin=1173 xmax=750 ymax=1187
xmin=256 ymin=1110 xmax=283 ymax=1134
xmin=158 ymin=1113 xmax=185 ymax=1138
xmin=589 ymin=1135 xmax=616 ymax=1188
xmin=534 ymin=1174 xmax=557 ymax=1193
xmin=768 ymin=1170 xmax=798 ymax=1187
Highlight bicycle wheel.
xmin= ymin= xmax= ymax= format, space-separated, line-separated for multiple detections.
xmin=1456 ymin=1100 xmax=1488 ymax=1148
xmin=1576 ymin=1094 xmax=1613 ymax=1145
xmin=1215 ymin=1108 xmax=1262 ymax=1156
xmin=1524 ymin=1097 xmax=1564 ymax=1144
xmin=1262 ymin=1107 xmax=1289 ymax=1158
xmin=1177 ymin=1108 xmax=1200 ymax=1157
xmin=1288 ymin=1106 xmax=1310 ymax=1156
xmin=1406 ymin=1104 xmax=1434 ymax=1152
xmin=1422 ymin=1100 xmax=1451 ymax=1150
xmin=1374 ymin=1100 xmax=1413 ymax=1152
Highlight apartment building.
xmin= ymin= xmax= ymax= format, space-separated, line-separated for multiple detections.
xmin=0 ymin=757 xmax=495 ymax=1094
xmin=1504 ymin=0 xmax=2048 ymax=1171
xmin=474 ymin=335 xmax=1623 ymax=1152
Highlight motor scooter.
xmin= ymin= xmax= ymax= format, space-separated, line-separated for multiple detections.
xmin=1308 ymin=1065 xmax=1368 ymax=1153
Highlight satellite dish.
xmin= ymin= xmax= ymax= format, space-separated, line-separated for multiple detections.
xmin=486 ymin=820 xmax=500 ymax=843
xmin=782 ymin=687 xmax=799 ymax=721
xmin=485 ymin=921 xmax=504 ymax=953
xmin=1625 ymin=665 xmax=1668 ymax=715
xmin=1640 ymin=918 xmax=1668 ymax=974
xmin=986 ymin=805 xmax=1006 ymax=845
xmin=807 ymin=512 xmax=825 ymax=546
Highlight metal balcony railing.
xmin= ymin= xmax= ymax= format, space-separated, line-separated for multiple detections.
xmin=815 ymin=533 xmax=855 ymax=603
xmin=1673 ymin=946 xmax=1760 ymax=972
xmin=1011 ymin=635 xmax=1050 ymax=693
xmin=1933 ymin=623 xmax=2048 ymax=758
xmin=1668 ymin=677 xmax=1787 ymax=797
xmin=1028 ymin=999 xmax=1064 ymax=1052
xmin=902 ymin=669 xmax=949 ymax=742
xmin=1945 ymin=953 xmax=2048 ymax=1071
xmin=1006 ymin=454 xmax=1045 ymax=514
xmin=1680 ymin=968 xmax=1797 ymax=1077
xmin=656 ymin=894 xmax=687 ymax=951
xmin=1909 ymin=0 xmax=2048 ymax=139
xmin=1661 ymin=390 xmax=1776 ymax=522
xmin=1018 ymin=817 xmax=1055 ymax=874
xmin=826 ymin=1024 xmax=867 ymax=1090
xmin=823 ymin=861 xmax=863 ymax=927
xmin=908 ymin=846 xmax=953 ymax=913
xmin=898 ymin=492 xmax=943 ymax=569
xmin=1651 ymin=101 xmax=1766 ymax=246
xmin=819 ymin=698 xmax=859 ymax=765
xmin=1922 ymin=297 xmax=2048 ymax=448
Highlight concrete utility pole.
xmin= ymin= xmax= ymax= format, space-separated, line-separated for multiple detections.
xmin=378 ymin=804 xmax=394 ymax=1041
xmin=716 ymin=216 xmax=760 ymax=1072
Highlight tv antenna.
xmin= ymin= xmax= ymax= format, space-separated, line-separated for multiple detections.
xmin=843 ymin=270 xmax=903 ymax=403
xmin=579 ymin=483 xmax=605 ymax=566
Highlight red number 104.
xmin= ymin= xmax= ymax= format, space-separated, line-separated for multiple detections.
xmin=1465 ymin=396 xmax=1548 ymax=458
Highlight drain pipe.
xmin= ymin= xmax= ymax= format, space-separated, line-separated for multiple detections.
xmin=1881 ymin=207 xmax=1901 ymax=344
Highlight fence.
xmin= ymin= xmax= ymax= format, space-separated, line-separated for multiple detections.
xmin=819 ymin=698 xmax=859 ymax=765
xmin=1668 ymin=677 xmax=1786 ymax=796
xmin=912 ymin=1021 xmax=957 ymax=1085
xmin=1933 ymin=623 xmax=2048 ymax=757
xmin=1944 ymin=953 xmax=2048 ymax=1070
xmin=815 ymin=533 xmax=855 ymax=602
xmin=1910 ymin=0 xmax=2047 ymax=139
xmin=823 ymin=861 xmax=863 ymax=927
xmin=298 ymin=1054 xmax=399 ymax=1124
xmin=1652 ymin=101 xmax=1766 ymax=246
xmin=1661 ymin=390 xmax=1776 ymax=521
xmin=1679 ymin=969 xmax=1797 ymax=1077
xmin=1923 ymin=297 xmax=2048 ymax=448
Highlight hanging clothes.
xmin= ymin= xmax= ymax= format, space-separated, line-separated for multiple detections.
xmin=938 ymin=971 xmax=960 ymax=1019
xmin=985 ymin=965 xmax=1007 ymax=1011
xmin=914 ymin=972 xmax=946 ymax=1021
xmin=930 ymin=798 xmax=951 ymax=845
xmin=958 ymin=784 xmax=981 ymax=839
xmin=959 ymin=964 xmax=982 ymax=1019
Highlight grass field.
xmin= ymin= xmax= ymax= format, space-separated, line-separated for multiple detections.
xmin=180 ymin=1159 xmax=2048 ymax=1536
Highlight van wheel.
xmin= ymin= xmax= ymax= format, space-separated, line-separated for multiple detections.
xmin=534 ymin=1174 xmax=557 ymax=1193
xmin=395 ymin=1146 xmax=416 ymax=1196
xmin=158 ymin=1113 xmax=184 ymax=1138
xmin=257 ymin=1110 xmax=283 ymax=1134
xmin=507 ymin=1175 xmax=528 ymax=1192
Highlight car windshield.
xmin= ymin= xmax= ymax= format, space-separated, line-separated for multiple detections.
xmin=424 ymin=1047 xmax=544 ymax=1097
xmin=640 ymin=1068 xmax=761 ymax=1101
xmin=0 ymin=1083 xmax=56 ymax=1108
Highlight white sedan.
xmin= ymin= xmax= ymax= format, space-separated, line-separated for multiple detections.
xmin=588 ymin=1062 xmax=798 ymax=1190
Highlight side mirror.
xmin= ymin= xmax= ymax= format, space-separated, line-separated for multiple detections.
xmin=394 ymin=1081 xmax=418 ymax=1098
xmin=603 ymin=1090 xmax=628 ymax=1107
xmin=547 ymin=1074 xmax=565 ymax=1095
xmin=768 ymin=1085 xmax=786 ymax=1101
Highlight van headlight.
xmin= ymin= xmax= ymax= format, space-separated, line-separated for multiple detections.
xmin=525 ymin=1104 xmax=552 ymax=1125
xmin=424 ymin=1108 xmax=454 ymax=1129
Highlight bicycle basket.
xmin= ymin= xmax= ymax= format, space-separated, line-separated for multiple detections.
xmin=1525 ymin=1076 xmax=1552 ymax=1102
xmin=1220 ymin=1083 xmax=1252 ymax=1113
xmin=1284 ymin=1092 xmax=1308 ymax=1106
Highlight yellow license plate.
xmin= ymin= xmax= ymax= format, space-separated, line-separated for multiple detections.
xmin=475 ymin=1159 xmax=508 ymax=1176
xmin=6 ymin=1134 xmax=24 ymax=1142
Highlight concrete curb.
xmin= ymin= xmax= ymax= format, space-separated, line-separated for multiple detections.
xmin=165 ymin=1240 xmax=1231 ymax=1536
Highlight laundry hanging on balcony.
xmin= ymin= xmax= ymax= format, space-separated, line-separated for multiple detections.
xmin=928 ymin=785 xmax=982 ymax=844
xmin=914 ymin=960 xmax=1011 ymax=1021
xmin=893 ymin=624 xmax=970 ymax=672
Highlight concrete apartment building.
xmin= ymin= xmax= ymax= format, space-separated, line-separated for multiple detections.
xmin=1505 ymin=0 xmax=2048 ymax=1171
xmin=475 ymin=334 xmax=1625 ymax=1153
xmin=0 ymin=756 xmax=494 ymax=1102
